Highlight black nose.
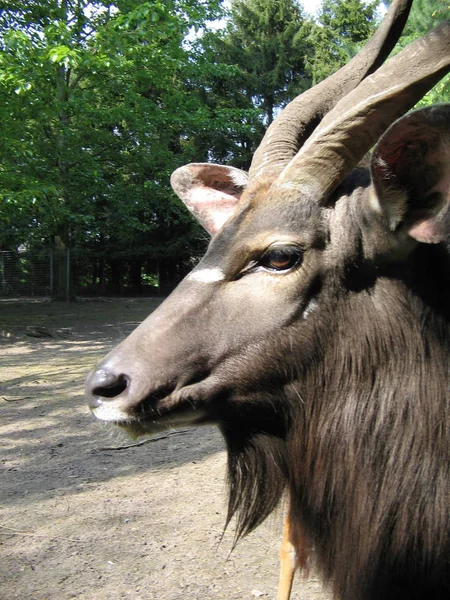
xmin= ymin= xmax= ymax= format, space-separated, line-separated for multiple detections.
xmin=85 ymin=367 xmax=129 ymax=408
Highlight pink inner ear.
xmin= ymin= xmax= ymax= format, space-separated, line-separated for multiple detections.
xmin=407 ymin=195 xmax=449 ymax=244
xmin=184 ymin=186 xmax=241 ymax=235
xmin=408 ymin=146 xmax=450 ymax=244
xmin=371 ymin=107 xmax=450 ymax=245
xmin=408 ymin=218 xmax=444 ymax=244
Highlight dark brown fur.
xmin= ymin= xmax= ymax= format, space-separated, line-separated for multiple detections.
xmin=214 ymin=173 xmax=450 ymax=599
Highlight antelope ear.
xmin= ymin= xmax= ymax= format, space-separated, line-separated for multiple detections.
xmin=170 ymin=163 xmax=249 ymax=235
xmin=370 ymin=105 xmax=450 ymax=244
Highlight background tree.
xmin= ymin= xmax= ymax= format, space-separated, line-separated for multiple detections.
xmin=189 ymin=0 xmax=316 ymax=170
xmin=0 ymin=0 xmax=222 ymax=297
xmin=182 ymin=32 xmax=262 ymax=170
xmin=227 ymin=0 xmax=313 ymax=125
xmin=305 ymin=0 xmax=378 ymax=83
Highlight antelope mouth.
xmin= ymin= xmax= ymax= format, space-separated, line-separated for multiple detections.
xmin=91 ymin=385 xmax=209 ymax=436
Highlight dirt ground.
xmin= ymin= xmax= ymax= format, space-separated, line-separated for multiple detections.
xmin=0 ymin=298 xmax=331 ymax=600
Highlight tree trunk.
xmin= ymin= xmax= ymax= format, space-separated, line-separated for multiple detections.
xmin=100 ymin=259 xmax=106 ymax=294
xmin=110 ymin=260 xmax=123 ymax=295
xmin=266 ymin=94 xmax=274 ymax=125
xmin=52 ymin=0 xmax=76 ymax=301
xmin=52 ymin=226 xmax=75 ymax=301
xmin=130 ymin=260 xmax=142 ymax=295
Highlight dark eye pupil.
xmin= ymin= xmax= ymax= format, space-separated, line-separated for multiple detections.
xmin=262 ymin=248 xmax=301 ymax=271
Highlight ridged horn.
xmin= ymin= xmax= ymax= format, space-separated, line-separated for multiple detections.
xmin=248 ymin=0 xmax=413 ymax=182
xmin=275 ymin=21 xmax=450 ymax=203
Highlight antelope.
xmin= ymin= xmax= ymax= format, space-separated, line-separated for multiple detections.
xmin=86 ymin=0 xmax=450 ymax=597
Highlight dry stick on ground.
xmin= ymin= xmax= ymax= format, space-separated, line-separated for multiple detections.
xmin=93 ymin=429 xmax=192 ymax=452
xmin=1 ymin=395 xmax=33 ymax=402
xmin=0 ymin=524 xmax=82 ymax=543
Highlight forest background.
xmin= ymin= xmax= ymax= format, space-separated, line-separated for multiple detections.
xmin=0 ymin=0 xmax=448 ymax=299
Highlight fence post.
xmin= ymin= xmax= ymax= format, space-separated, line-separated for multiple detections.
xmin=66 ymin=247 xmax=70 ymax=303
xmin=156 ymin=258 xmax=160 ymax=295
xmin=50 ymin=248 xmax=53 ymax=298
xmin=0 ymin=252 xmax=4 ymax=294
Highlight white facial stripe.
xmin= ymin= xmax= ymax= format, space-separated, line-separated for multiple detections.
xmin=92 ymin=403 xmax=130 ymax=422
xmin=303 ymin=299 xmax=318 ymax=320
xmin=277 ymin=181 xmax=299 ymax=191
xmin=187 ymin=267 xmax=225 ymax=283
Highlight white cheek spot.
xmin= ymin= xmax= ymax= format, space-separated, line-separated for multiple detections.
xmin=277 ymin=181 xmax=299 ymax=191
xmin=186 ymin=267 xmax=225 ymax=283
xmin=92 ymin=402 xmax=130 ymax=422
xmin=368 ymin=186 xmax=382 ymax=214
xmin=303 ymin=300 xmax=318 ymax=320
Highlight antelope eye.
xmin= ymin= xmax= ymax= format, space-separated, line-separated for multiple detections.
xmin=259 ymin=246 xmax=303 ymax=272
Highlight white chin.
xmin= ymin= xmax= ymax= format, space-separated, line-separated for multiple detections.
xmin=92 ymin=402 xmax=131 ymax=423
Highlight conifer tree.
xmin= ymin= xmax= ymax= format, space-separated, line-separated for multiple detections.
xmin=306 ymin=0 xmax=378 ymax=83
xmin=223 ymin=0 xmax=313 ymax=125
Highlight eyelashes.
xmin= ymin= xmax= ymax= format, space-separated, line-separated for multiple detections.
xmin=258 ymin=246 xmax=303 ymax=272
xmin=238 ymin=244 xmax=304 ymax=277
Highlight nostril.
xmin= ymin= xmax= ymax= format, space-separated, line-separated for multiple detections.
xmin=86 ymin=367 xmax=129 ymax=407
xmin=93 ymin=375 xmax=128 ymax=398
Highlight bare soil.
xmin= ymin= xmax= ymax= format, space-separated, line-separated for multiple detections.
xmin=0 ymin=298 xmax=331 ymax=600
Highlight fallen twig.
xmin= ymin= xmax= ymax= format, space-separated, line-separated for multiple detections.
xmin=1 ymin=395 xmax=32 ymax=402
xmin=93 ymin=429 xmax=192 ymax=451
xmin=0 ymin=523 xmax=82 ymax=543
